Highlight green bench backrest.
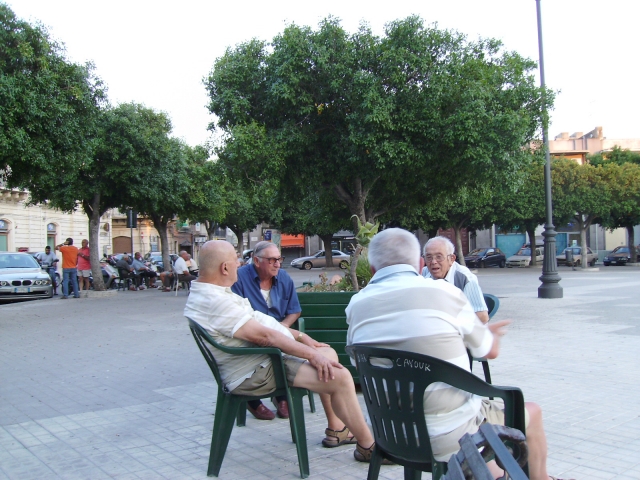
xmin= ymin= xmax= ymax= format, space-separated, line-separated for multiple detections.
xmin=297 ymin=291 xmax=358 ymax=382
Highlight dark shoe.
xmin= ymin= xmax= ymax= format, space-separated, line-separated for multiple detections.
xmin=60 ymin=296 xmax=68 ymax=299
xmin=322 ymin=426 xmax=357 ymax=448
xmin=273 ymin=399 xmax=289 ymax=419
xmin=247 ymin=403 xmax=275 ymax=420
xmin=354 ymin=443 xmax=394 ymax=465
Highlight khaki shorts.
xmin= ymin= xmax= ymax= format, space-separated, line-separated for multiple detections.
xmin=232 ymin=357 xmax=306 ymax=397
xmin=431 ymin=399 xmax=530 ymax=462
xmin=78 ymin=270 xmax=91 ymax=277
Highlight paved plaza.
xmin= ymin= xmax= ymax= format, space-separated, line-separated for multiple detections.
xmin=1 ymin=266 xmax=640 ymax=479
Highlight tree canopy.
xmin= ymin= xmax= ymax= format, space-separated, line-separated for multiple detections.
xmin=0 ymin=4 xmax=104 ymax=189
xmin=205 ymin=16 xmax=550 ymax=232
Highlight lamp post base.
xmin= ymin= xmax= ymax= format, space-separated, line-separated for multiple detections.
xmin=538 ymin=282 xmax=563 ymax=298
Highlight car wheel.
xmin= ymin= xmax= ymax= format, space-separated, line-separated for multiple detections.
xmin=481 ymin=261 xmax=486 ymax=268
xmin=339 ymin=260 xmax=348 ymax=270
xmin=303 ymin=262 xmax=312 ymax=270
xmin=575 ymin=259 xmax=581 ymax=267
xmin=589 ymin=259 xmax=596 ymax=267
xmin=499 ymin=259 xmax=505 ymax=268
xmin=603 ymin=262 xmax=610 ymax=266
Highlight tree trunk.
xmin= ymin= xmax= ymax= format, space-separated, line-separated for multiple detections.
xmin=228 ymin=225 xmax=243 ymax=255
xmin=453 ymin=225 xmax=466 ymax=267
xmin=320 ymin=234 xmax=334 ymax=267
xmin=205 ymin=220 xmax=216 ymax=240
xmin=349 ymin=245 xmax=363 ymax=292
xmin=151 ymin=214 xmax=172 ymax=273
xmin=627 ymin=225 xmax=636 ymax=264
xmin=85 ymin=192 xmax=106 ymax=291
xmin=527 ymin=226 xmax=537 ymax=267
xmin=579 ymin=216 xmax=589 ymax=269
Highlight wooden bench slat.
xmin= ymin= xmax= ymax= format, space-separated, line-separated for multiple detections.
xmin=300 ymin=317 xmax=349 ymax=329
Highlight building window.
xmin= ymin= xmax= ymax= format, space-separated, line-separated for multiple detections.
xmin=0 ymin=219 xmax=8 ymax=252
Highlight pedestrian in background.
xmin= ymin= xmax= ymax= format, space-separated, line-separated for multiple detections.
xmin=77 ymin=239 xmax=91 ymax=292
xmin=56 ymin=238 xmax=79 ymax=299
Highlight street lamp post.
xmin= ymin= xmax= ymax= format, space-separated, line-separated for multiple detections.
xmin=536 ymin=0 xmax=563 ymax=298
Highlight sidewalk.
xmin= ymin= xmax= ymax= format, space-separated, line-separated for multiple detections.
xmin=1 ymin=267 xmax=640 ymax=479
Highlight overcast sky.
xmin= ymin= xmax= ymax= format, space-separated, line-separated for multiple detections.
xmin=9 ymin=0 xmax=638 ymax=147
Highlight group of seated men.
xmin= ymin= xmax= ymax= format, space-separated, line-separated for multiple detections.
xmin=185 ymin=235 xmax=569 ymax=480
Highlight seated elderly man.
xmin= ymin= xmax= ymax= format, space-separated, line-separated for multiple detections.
xmin=346 ymin=228 xmax=565 ymax=480
xmin=422 ymin=236 xmax=489 ymax=323
xmin=184 ymin=240 xmax=379 ymax=463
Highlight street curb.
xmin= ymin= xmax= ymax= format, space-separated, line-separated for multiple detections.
xmin=82 ymin=290 xmax=118 ymax=298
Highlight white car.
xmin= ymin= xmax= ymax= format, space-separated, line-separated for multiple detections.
xmin=0 ymin=252 xmax=53 ymax=301
xmin=506 ymin=247 xmax=543 ymax=267
xmin=290 ymin=250 xmax=351 ymax=270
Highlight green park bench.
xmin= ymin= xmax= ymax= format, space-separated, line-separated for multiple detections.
xmin=296 ymin=291 xmax=358 ymax=383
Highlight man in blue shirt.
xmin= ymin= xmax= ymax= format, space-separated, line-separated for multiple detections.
xmin=232 ymin=241 xmax=301 ymax=420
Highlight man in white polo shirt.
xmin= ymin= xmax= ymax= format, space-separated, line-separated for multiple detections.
xmin=422 ymin=236 xmax=489 ymax=323
xmin=184 ymin=240 xmax=380 ymax=463
xmin=346 ymin=228 xmax=561 ymax=480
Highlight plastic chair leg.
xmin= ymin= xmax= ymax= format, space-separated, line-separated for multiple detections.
xmin=404 ymin=467 xmax=422 ymax=480
xmin=207 ymin=396 xmax=242 ymax=477
xmin=366 ymin=446 xmax=384 ymax=480
xmin=288 ymin=389 xmax=309 ymax=478
xmin=236 ymin=402 xmax=247 ymax=427
xmin=307 ymin=390 xmax=316 ymax=413
xmin=481 ymin=360 xmax=492 ymax=384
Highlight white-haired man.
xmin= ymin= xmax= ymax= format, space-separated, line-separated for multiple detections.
xmin=346 ymin=228 xmax=562 ymax=480
xmin=185 ymin=240 xmax=379 ymax=463
xmin=422 ymin=236 xmax=489 ymax=323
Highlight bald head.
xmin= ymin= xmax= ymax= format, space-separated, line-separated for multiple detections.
xmin=198 ymin=240 xmax=239 ymax=286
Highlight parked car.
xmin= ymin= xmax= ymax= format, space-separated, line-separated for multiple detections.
xmin=507 ymin=246 xmax=543 ymax=268
xmin=290 ymin=250 xmax=351 ymax=270
xmin=556 ymin=246 xmax=597 ymax=267
xmin=603 ymin=246 xmax=639 ymax=266
xmin=0 ymin=252 xmax=53 ymax=301
xmin=464 ymin=248 xmax=506 ymax=268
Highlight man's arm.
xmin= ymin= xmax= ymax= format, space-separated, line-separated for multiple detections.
xmin=281 ymin=311 xmax=301 ymax=328
xmin=483 ymin=320 xmax=510 ymax=359
xmin=234 ymin=319 xmax=340 ymax=382
xmin=463 ymin=281 xmax=489 ymax=324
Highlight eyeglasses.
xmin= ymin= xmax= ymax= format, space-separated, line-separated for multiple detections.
xmin=424 ymin=254 xmax=451 ymax=263
xmin=257 ymin=256 xmax=285 ymax=265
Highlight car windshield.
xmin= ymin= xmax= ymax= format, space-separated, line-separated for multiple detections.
xmin=0 ymin=254 xmax=40 ymax=269
xmin=467 ymin=249 xmax=487 ymax=256
xmin=516 ymin=248 xmax=532 ymax=256
xmin=150 ymin=256 xmax=162 ymax=262
xmin=611 ymin=247 xmax=629 ymax=254
xmin=567 ymin=247 xmax=581 ymax=254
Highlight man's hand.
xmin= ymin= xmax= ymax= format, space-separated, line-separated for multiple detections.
xmin=299 ymin=333 xmax=329 ymax=349
xmin=488 ymin=319 xmax=510 ymax=337
xmin=308 ymin=353 xmax=343 ymax=382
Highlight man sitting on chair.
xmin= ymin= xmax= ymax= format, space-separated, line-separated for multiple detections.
xmin=346 ymin=228 xmax=563 ymax=480
xmin=184 ymin=240 xmax=379 ymax=463
xmin=422 ymin=236 xmax=489 ymax=324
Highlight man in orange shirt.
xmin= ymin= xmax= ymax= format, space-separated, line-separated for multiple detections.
xmin=56 ymin=237 xmax=80 ymax=299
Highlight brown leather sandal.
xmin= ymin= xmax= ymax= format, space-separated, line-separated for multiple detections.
xmin=353 ymin=442 xmax=394 ymax=464
xmin=322 ymin=426 xmax=357 ymax=448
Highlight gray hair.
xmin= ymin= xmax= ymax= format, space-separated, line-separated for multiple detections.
xmin=368 ymin=228 xmax=421 ymax=272
xmin=423 ymin=236 xmax=455 ymax=256
xmin=253 ymin=241 xmax=278 ymax=257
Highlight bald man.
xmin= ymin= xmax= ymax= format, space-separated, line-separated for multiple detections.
xmin=184 ymin=241 xmax=380 ymax=463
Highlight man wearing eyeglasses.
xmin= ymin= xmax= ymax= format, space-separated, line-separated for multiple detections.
xmin=231 ymin=241 xmax=300 ymax=420
xmin=421 ymin=236 xmax=489 ymax=324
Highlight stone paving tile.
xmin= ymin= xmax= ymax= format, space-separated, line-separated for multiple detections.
xmin=1 ymin=270 xmax=640 ymax=478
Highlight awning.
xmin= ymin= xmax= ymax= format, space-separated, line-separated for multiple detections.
xmin=281 ymin=234 xmax=305 ymax=248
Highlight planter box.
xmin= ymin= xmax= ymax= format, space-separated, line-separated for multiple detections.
xmin=296 ymin=291 xmax=358 ymax=383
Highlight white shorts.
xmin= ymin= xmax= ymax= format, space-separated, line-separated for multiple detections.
xmin=78 ymin=270 xmax=91 ymax=277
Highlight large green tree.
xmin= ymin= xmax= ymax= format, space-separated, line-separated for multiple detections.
xmin=551 ymin=158 xmax=611 ymax=269
xmin=599 ymin=162 xmax=640 ymax=263
xmin=0 ymin=4 xmax=104 ymax=188
xmin=205 ymin=16 xmax=550 ymax=234
xmin=588 ymin=146 xmax=640 ymax=167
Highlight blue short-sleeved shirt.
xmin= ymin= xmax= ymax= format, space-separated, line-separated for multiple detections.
xmin=231 ymin=264 xmax=301 ymax=322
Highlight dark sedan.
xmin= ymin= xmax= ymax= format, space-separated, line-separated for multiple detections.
xmin=464 ymin=248 xmax=506 ymax=268
xmin=603 ymin=246 xmax=639 ymax=266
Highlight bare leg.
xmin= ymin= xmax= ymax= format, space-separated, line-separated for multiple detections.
xmin=524 ymin=402 xmax=549 ymax=480
xmin=293 ymin=347 xmax=373 ymax=448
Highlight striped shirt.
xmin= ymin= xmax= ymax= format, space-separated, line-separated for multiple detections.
xmin=421 ymin=261 xmax=488 ymax=313
xmin=346 ymin=264 xmax=493 ymax=450
xmin=185 ymin=280 xmax=294 ymax=392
